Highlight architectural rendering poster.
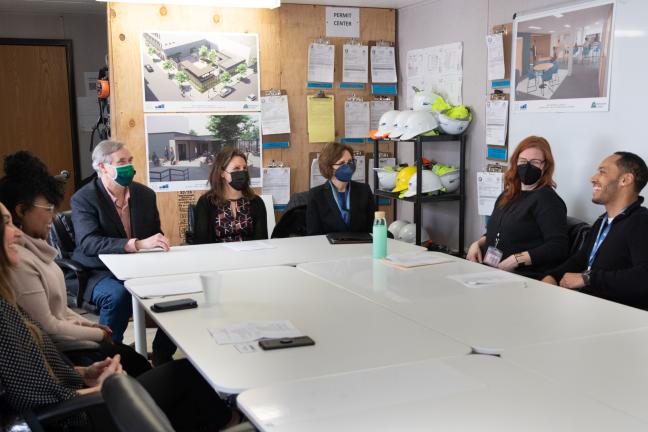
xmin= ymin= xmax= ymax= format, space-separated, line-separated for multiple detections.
xmin=511 ymin=0 xmax=614 ymax=113
xmin=141 ymin=31 xmax=260 ymax=112
xmin=145 ymin=113 xmax=262 ymax=192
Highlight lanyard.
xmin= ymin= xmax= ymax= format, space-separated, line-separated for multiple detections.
xmin=328 ymin=180 xmax=351 ymax=226
xmin=587 ymin=215 xmax=613 ymax=270
xmin=493 ymin=201 xmax=515 ymax=249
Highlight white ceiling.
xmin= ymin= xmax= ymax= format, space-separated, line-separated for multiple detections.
xmin=0 ymin=0 xmax=423 ymax=15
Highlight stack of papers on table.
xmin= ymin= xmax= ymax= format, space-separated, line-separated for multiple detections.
xmin=208 ymin=320 xmax=303 ymax=345
xmin=382 ymin=252 xmax=454 ymax=269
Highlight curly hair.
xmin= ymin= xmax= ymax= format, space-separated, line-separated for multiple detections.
xmin=0 ymin=151 xmax=64 ymax=223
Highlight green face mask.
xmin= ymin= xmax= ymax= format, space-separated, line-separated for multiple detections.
xmin=111 ymin=164 xmax=136 ymax=187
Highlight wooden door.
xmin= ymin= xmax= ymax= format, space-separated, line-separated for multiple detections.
xmin=0 ymin=39 xmax=79 ymax=209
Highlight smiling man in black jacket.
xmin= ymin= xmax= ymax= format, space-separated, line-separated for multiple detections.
xmin=542 ymin=151 xmax=648 ymax=310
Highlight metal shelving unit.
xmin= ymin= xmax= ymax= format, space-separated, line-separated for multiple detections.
xmin=373 ymin=134 xmax=467 ymax=249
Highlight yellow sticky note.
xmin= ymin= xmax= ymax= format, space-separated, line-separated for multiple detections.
xmin=307 ymin=95 xmax=335 ymax=143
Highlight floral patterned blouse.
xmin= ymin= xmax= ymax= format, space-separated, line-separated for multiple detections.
xmin=213 ymin=198 xmax=254 ymax=242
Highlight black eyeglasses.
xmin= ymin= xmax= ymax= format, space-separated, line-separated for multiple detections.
xmin=332 ymin=160 xmax=356 ymax=168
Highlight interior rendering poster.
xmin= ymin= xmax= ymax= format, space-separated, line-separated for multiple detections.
xmin=511 ymin=0 xmax=614 ymax=113
xmin=145 ymin=113 xmax=262 ymax=192
xmin=141 ymin=31 xmax=260 ymax=112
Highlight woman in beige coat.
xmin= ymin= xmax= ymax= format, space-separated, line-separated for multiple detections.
xmin=0 ymin=151 xmax=151 ymax=375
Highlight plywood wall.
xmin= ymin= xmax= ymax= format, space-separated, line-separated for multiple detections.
xmin=108 ymin=2 xmax=395 ymax=244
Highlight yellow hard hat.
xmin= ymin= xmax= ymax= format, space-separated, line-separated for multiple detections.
xmin=392 ymin=166 xmax=417 ymax=193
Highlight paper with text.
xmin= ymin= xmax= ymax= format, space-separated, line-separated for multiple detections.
xmin=209 ymin=320 xmax=303 ymax=345
xmin=448 ymin=271 xmax=526 ymax=288
xmin=308 ymin=43 xmax=335 ymax=83
xmin=369 ymin=100 xmax=394 ymax=130
xmin=344 ymin=100 xmax=370 ymax=138
xmin=370 ymin=46 xmax=397 ymax=83
xmin=485 ymin=100 xmax=508 ymax=147
xmin=223 ymin=241 xmax=276 ymax=252
xmin=343 ymin=44 xmax=369 ymax=83
xmin=262 ymin=167 xmax=290 ymax=206
xmin=477 ymin=172 xmax=503 ymax=216
xmin=261 ymin=95 xmax=291 ymax=135
xmin=486 ymin=33 xmax=505 ymax=81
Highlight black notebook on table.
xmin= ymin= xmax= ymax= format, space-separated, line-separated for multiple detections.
xmin=326 ymin=232 xmax=373 ymax=244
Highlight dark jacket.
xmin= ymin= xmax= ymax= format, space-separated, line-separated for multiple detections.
xmin=482 ymin=186 xmax=568 ymax=279
xmin=193 ymin=193 xmax=268 ymax=244
xmin=71 ymin=178 xmax=162 ymax=300
xmin=306 ymin=180 xmax=376 ymax=236
xmin=547 ymin=197 xmax=648 ymax=310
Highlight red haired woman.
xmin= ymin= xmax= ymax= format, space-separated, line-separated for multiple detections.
xmin=467 ymin=136 xmax=568 ymax=279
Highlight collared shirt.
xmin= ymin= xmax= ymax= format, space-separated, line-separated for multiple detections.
xmin=101 ymin=177 xmax=137 ymax=252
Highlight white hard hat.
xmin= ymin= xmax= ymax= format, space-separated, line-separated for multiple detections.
xmin=388 ymin=111 xmax=414 ymax=139
xmin=372 ymin=167 xmax=398 ymax=190
xmin=399 ymin=111 xmax=439 ymax=141
xmin=413 ymin=91 xmax=434 ymax=111
xmin=375 ymin=110 xmax=400 ymax=138
xmin=437 ymin=112 xmax=471 ymax=135
xmin=439 ymin=170 xmax=460 ymax=193
xmin=398 ymin=223 xmax=430 ymax=244
xmin=388 ymin=219 xmax=410 ymax=238
xmin=402 ymin=170 xmax=443 ymax=198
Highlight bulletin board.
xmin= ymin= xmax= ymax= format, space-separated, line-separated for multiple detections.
xmin=107 ymin=3 xmax=396 ymax=244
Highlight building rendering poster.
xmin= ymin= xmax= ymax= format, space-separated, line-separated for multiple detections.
xmin=145 ymin=113 xmax=262 ymax=192
xmin=511 ymin=0 xmax=614 ymax=113
xmin=141 ymin=31 xmax=260 ymax=112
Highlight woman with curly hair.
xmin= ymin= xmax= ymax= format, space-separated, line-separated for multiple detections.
xmin=0 ymin=151 xmax=151 ymax=375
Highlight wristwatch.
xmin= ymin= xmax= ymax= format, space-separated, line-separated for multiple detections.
xmin=581 ymin=270 xmax=592 ymax=286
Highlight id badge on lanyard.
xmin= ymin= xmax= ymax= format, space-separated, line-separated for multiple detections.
xmin=483 ymin=233 xmax=503 ymax=267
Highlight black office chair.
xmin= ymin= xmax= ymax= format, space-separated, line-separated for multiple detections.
xmin=184 ymin=204 xmax=197 ymax=245
xmin=49 ymin=211 xmax=96 ymax=313
xmin=102 ymin=374 xmax=174 ymax=432
xmin=566 ymin=216 xmax=591 ymax=256
xmin=271 ymin=191 xmax=309 ymax=238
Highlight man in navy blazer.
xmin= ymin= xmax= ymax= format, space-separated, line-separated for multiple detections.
xmin=72 ymin=140 xmax=175 ymax=363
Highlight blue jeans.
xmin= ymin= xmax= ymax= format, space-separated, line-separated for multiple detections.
xmin=92 ymin=276 xmax=132 ymax=343
xmin=92 ymin=275 xmax=177 ymax=359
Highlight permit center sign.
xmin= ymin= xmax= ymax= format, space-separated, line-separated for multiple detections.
xmin=326 ymin=7 xmax=360 ymax=38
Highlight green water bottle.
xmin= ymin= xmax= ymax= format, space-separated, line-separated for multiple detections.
xmin=373 ymin=211 xmax=387 ymax=259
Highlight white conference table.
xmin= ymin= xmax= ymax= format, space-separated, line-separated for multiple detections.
xmin=127 ymin=266 xmax=470 ymax=394
xmin=503 ymin=328 xmax=648 ymax=423
xmin=297 ymin=254 xmax=648 ymax=354
xmin=101 ymin=236 xmax=422 ymax=281
xmin=237 ymin=354 xmax=647 ymax=431
xmin=112 ymin=236 xmax=422 ymax=354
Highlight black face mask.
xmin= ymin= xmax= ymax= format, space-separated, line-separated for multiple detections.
xmin=228 ymin=170 xmax=249 ymax=191
xmin=517 ymin=163 xmax=542 ymax=186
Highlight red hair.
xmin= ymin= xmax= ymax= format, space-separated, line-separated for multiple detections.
xmin=498 ymin=136 xmax=556 ymax=209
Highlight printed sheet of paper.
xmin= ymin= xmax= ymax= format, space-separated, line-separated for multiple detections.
xmin=477 ymin=172 xmax=504 ymax=216
xmin=485 ymin=100 xmax=508 ymax=147
xmin=351 ymin=153 xmax=366 ymax=183
xmin=308 ymin=43 xmax=335 ymax=83
xmin=310 ymin=157 xmax=327 ymax=188
xmin=223 ymin=241 xmax=276 ymax=252
xmin=406 ymin=42 xmax=463 ymax=108
xmin=130 ymin=274 xmax=202 ymax=299
xmin=383 ymin=252 xmax=453 ymax=269
xmin=260 ymin=95 xmax=291 ymax=135
xmin=343 ymin=44 xmax=369 ymax=83
xmin=447 ymin=271 xmax=526 ymax=288
xmin=307 ymin=95 xmax=335 ymax=143
xmin=370 ymin=46 xmax=397 ymax=83
xmin=262 ymin=167 xmax=290 ymax=206
xmin=486 ymin=33 xmax=505 ymax=81
xmin=344 ymin=100 xmax=370 ymax=138
xmin=208 ymin=320 xmax=303 ymax=345
xmin=369 ymin=100 xmax=394 ymax=130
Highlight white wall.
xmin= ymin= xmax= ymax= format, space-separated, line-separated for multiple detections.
xmin=0 ymin=12 xmax=108 ymax=181
xmin=398 ymin=0 xmax=648 ymax=251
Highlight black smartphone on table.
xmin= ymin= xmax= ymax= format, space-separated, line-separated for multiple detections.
xmin=150 ymin=298 xmax=197 ymax=313
xmin=258 ymin=336 xmax=315 ymax=350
